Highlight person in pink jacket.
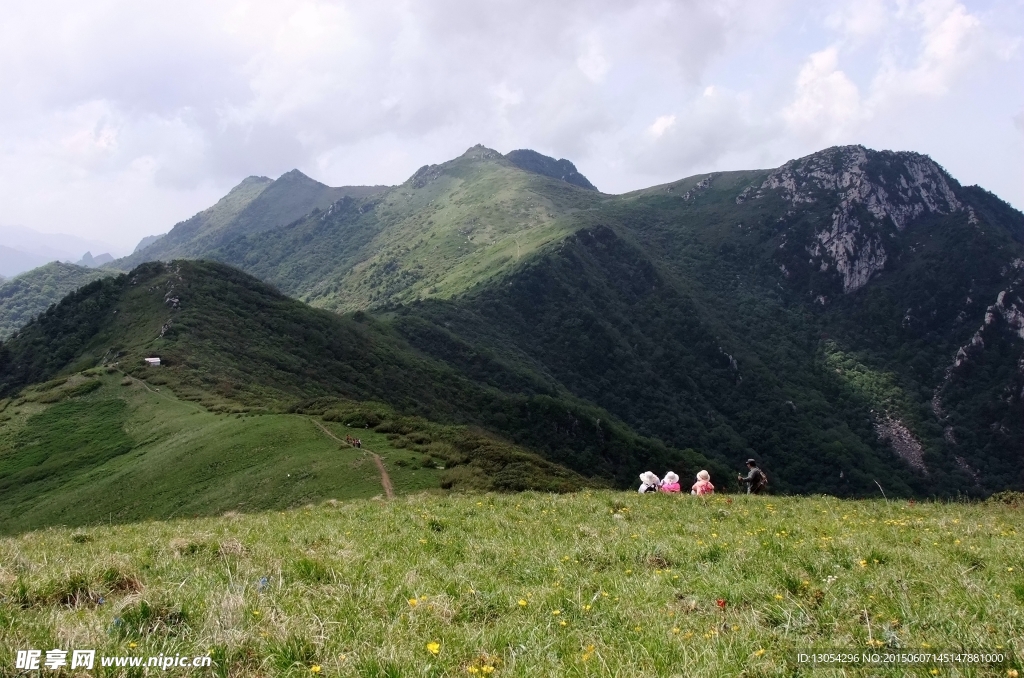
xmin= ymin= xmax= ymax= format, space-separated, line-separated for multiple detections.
xmin=659 ymin=471 xmax=681 ymax=493
xmin=691 ymin=470 xmax=714 ymax=496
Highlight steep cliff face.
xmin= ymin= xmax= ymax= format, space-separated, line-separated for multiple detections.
xmin=742 ymin=145 xmax=964 ymax=293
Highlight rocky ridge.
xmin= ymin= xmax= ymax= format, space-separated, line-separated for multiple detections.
xmin=742 ymin=145 xmax=964 ymax=292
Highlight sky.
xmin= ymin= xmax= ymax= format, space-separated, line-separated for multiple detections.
xmin=0 ymin=0 xmax=1021 ymax=254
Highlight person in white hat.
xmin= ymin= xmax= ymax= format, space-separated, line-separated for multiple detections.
xmin=691 ymin=470 xmax=714 ymax=496
xmin=637 ymin=471 xmax=661 ymax=493
xmin=659 ymin=471 xmax=681 ymax=493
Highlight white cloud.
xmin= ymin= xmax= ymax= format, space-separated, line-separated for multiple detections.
xmin=0 ymin=0 xmax=1021 ymax=248
xmin=783 ymin=47 xmax=863 ymax=142
xmin=648 ymin=114 xmax=677 ymax=138
xmin=826 ymin=0 xmax=889 ymax=41
xmin=577 ymin=35 xmax=611 ymax=83
xmin=868 ymin=0 xmax=984 ymax=101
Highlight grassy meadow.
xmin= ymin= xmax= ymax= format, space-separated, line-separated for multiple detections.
xmin=0 ymin=370 xmax=446 ymax=534
xmin=0 ymin=491 xmax=1020 ymax=676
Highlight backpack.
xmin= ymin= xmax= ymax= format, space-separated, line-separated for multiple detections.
xmin=755 ymin=469 xmax=768 ymax=491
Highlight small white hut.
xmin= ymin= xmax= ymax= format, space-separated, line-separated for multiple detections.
xmin=144 ymin=357 xmax=161 ymax=366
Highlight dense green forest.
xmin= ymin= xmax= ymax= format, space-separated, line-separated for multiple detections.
xmin=0 ymin=262 xmax=110 ymax=340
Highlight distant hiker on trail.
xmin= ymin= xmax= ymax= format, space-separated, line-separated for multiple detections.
xmin=638 ymin=472 xmax=661 ymax=494
xmin=738 ymin=459 xmax=768 ymax=494
xmin=659 ymin=472 xmax=681 ymax=493
xmin=691 ymin=470 xmax=714 ymax=496
xmin=354 ymin=438 xmax=362 ymax=448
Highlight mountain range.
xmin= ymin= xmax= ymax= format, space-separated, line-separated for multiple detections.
xmin=1 ymin=143 xmax=1022 ymax=530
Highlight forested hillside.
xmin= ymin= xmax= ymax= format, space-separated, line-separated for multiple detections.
xmin=0 ymin=261 xmax=710 ymax=509
xmin=0 ymin=262 xmax=110 ymax=340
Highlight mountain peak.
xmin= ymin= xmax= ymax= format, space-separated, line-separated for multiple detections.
xmin=275 ymin=169 xmax=324 ymax=186
xmin=504 ymin=149 xmax=597 ymax=191
xmin=457 ymin=144 xmax=503 ymax=161
xmin=738 ymin=144 xmax=965 ymax=293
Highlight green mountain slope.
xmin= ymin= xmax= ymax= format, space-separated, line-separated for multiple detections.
xmin=505 ymin=148 xmax=598 ymax=190
xmin=5 ymin=145 xmax=1022 ymax=505
xmin=0 ymin=262 xmax=110 ymax=340
xmin=210 ymin=145 xmax=602 ymax=308
xmin=115 ymin=172 xmax=388 ymax=269
xmin=0 ymin=369 xmax=597 ymax=534
xmin=188 ymin=144 xmax=1024 ymax=496
xmin=0 ymin=260 xmax=716 ymax=531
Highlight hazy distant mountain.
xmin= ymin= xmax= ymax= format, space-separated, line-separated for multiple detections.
xmin=0 ymin=224 xmax=118 ymax=265
xmin=0 ymin=245 xmax=51 ymax=278
xmin=132 ymin=233 xmax=166 ymax=254
xmin=75 ymin=251 xmax=114 ymax=268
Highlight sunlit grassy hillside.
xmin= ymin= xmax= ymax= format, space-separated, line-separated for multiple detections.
xmin=0 ymin=370 xmax=593 ymax=535
xmin=1 ymin=491 xmax=1020 ymax=676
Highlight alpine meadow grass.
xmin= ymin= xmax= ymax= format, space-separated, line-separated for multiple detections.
xmin=0 ymin=491 xmax=1020 ymax=676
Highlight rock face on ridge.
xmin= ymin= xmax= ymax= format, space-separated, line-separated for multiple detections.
xmin=505 ymin=149 xmax=598 ymax=191
xmin=742 ymin=145 xmax=964 ymax=293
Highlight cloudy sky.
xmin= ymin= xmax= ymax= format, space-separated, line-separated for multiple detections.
xmin=1 ymin=0 xmax=1021 ymax=254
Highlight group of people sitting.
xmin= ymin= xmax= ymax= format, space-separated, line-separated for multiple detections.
xmin=638 ymin=470 xmax=715 ymax=496
xmin=638 ymin=459 xmax=768 ymax=495
xmin=344 ymin=435 xmax=362 ymax=448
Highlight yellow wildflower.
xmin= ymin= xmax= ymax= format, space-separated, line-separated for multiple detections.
xmin=426 ymin=642 xmax=440 ymax=655
xmin=518 ymin=599 xmax=527 ymax=607
xmin=310 ymin=666 xmax=321 ymax=674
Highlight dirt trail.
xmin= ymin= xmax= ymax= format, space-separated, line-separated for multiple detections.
xmin=312 ymin=419 xmax=394 ymax=499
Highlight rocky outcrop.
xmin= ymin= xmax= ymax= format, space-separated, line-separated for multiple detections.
xmin=873 ymin=413 xmax=927 ymax=473
xmin=505 ymin=149 xmax=598 ymax=191
xmin=932 ymin=276 xmax=1024 ymax=446
xmin=743 ymin=145 xmax=964 ymax=293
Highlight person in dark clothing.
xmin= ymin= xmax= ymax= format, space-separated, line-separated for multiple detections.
xmin=738 ymin=459 xmax=768 ymax=494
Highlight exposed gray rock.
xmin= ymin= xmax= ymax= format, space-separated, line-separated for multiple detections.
xmin=873 ymin=413 xmax=927 ymax=473
xmin=747 ymin=145 xmax=964 ymax=292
